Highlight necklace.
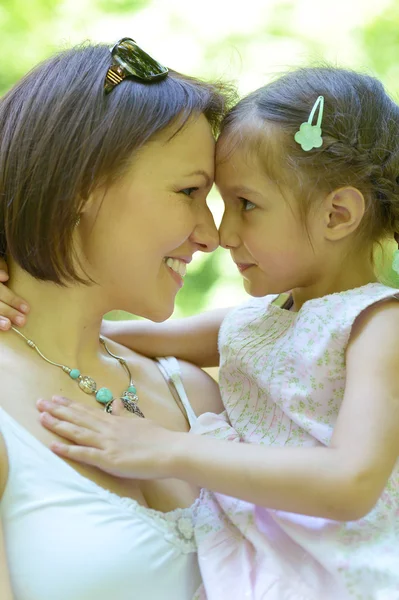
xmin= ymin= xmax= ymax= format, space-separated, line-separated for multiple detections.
xmin=10 ymin=327 xmax=145 ymax=417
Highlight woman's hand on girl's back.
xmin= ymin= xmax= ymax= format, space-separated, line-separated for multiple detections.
xmin=0 ymin=256 xmax=30 ymax=330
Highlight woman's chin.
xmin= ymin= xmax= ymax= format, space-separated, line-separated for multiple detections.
xmin=139 ymin=302 xmax=175 ymax=323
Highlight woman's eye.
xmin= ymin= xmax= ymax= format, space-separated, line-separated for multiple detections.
xmin=180 ymin=187 xmax=199 ymax=197
xmin=240 ymin=197 xmax=256 ymax=211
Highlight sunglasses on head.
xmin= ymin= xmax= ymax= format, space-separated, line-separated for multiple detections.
xmin=104 ymin=37 xmax=169 ymax=94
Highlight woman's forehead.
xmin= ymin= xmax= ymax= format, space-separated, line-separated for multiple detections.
xmin=119 ymin=120 xmax=215 ymax=184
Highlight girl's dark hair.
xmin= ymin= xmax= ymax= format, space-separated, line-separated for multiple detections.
xmin=0 ymin=43 xmax=233 ymax=284
xmin=221 ymin=66 xmax=399 ymax=244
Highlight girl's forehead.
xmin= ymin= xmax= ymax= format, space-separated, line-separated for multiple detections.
xmin=216 ymin=124 xmax=285 ymax=182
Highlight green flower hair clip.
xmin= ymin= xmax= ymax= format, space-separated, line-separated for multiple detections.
xmin=294 ymin=95 xmax=324 ymax=152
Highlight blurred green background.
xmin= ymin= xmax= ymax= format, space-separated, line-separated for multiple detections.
xmin=3 ymin=0 xmax=399 ymax=318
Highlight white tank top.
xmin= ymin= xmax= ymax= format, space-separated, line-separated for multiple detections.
xmin=0 ymin=357 xmax=201 ymax=600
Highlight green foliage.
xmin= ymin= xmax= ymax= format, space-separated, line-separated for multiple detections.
xmin=362 ymin=2 xmax=399 ymax=89
xmin=374 ymin=242 xmax=399 ymax=288
xmin=94 ymin=0 xmax=148 ymax=13
xmin=175 ymin=251 xmax=222 ymax=315
xmin=0 ymin=0 xmax=62 ymax=94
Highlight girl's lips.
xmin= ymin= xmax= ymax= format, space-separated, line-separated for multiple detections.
xmin=236 ymin=263 xmax=255 ymax=273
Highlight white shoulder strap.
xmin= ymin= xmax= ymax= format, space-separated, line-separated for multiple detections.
xmin=155 ymin=357 xmax=197 ymax=428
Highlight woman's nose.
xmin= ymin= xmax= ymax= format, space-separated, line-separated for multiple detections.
xmin=219 ymin=211 xmax=240 ymax=249
xmin=190 ymin=206 xmax=219 ymax=253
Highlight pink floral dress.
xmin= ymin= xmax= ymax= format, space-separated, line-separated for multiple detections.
xmin=191 ymin=284 xmax=399 ymax=600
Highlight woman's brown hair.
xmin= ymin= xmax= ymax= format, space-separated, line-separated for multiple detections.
xmin=0 ymin=42 xmax=233 ymax=284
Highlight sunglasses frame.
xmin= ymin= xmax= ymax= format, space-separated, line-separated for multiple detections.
xmin=104 ymin=37 xmax=169 ymax=94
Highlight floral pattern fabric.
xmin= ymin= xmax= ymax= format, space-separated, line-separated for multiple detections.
xmin=191 ymin=283 xmax=399 ymax=600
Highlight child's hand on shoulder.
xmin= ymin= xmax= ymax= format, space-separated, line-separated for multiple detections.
xmin=0 ymin=256 xmax=29 ymax=330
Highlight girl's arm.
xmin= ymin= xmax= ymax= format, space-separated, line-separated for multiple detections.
xmin=169 ymin=298 xmax=399 ymax=521
xmin=101 ymin=307 xmax=231 ymax=368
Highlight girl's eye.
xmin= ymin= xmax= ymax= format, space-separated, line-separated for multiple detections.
xmin=240 ymin=198 xmax=256 ymax=211
xmin=180 ymin=187 xmax=199 ymax=197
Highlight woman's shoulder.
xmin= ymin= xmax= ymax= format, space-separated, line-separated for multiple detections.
xmin=177 ymin=359 xmax=223 ymax=416
xmin=98 ymin=335 xmax=153 ymax=372
xmin=100 ymin=336 xmax=223 ymax=418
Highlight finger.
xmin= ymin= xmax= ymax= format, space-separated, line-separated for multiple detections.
xmin=0 ymin=317 xmax=11 ymax=331
xmin=0 ymin=270 xmax=9 ymax=282
xmin=40 ymin=412 xmax=102 ymax=448
xmin=50 ymin=395 xmax=71 ymax=406
xmin=0 ymin=287 xmax=30 ymax=326
xmin=112 ymin=399 xmax=143 ymax=419
xmin=0 ymin=256 xmax=9 ymax=277
xmin=37 ymin=399 xmax=105 ymax=432
xmin=108 ymin=398 xmax=127 ymax=416
xmin=50 ymin=441 xmax=104 ymax=467
xmin=0 ymin=284 xmax=30 ymax=313
xmin=0 ymin=307 xmax=25 ymax=329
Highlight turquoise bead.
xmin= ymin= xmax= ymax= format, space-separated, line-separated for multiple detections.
xmin=70 ymin=369 xmax=81 ymax=380
xmin=127 ymin=385 xmax=137 ymax=394
xmin=96 ymin=387 xmax=113 ymax=404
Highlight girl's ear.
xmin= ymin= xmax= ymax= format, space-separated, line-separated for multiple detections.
xmin=323 ymin=186 xmax=365 ymax=241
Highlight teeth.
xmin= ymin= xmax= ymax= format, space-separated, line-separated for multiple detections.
xmin=165 ymin=257 xmax=187 ymax=277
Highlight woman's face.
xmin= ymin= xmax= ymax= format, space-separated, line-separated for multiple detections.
xmin=81 ymin=114 xmax=219 ymax=321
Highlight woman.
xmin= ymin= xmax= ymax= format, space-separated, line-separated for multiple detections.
xmin=0 ymin=38 xmax=232 ymax=600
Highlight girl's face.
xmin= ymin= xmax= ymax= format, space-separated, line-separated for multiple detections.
xmin=216 ymin=141 xmax=326 ymax=297
xmin=81 ymin=114 xmax=219 ymax=321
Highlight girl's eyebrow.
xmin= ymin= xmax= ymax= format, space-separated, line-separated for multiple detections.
xmin=229 ymin=185 xmax=263 ymax=197
xmin=186 ymin=170 xmax=213 ymax=187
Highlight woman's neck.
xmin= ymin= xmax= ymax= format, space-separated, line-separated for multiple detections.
xmin=7 ymin=262 xmax=110 ymax=371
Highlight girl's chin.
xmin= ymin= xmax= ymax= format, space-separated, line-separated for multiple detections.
xmin=242 ymin=277 xmax=275 ymax=298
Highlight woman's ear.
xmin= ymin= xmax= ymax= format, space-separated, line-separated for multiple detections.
xmin=77 ymin=186 xmax=107 ymax=229
xmin=323 ymin=186 xmax=365 ymax=241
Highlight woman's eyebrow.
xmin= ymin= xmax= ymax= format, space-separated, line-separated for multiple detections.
xmin=185 ymin=170 xmax=213 ymax=187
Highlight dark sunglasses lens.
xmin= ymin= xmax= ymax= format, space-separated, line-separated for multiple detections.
xmin=113 ymin=39 xmax=168 ymax=80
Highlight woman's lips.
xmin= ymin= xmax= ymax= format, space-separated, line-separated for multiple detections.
xmin=165 ymin=263 xmax=184 ymax=288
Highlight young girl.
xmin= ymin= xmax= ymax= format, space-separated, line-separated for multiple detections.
xmin=1 ymin=66 xmax=399 ymax=599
